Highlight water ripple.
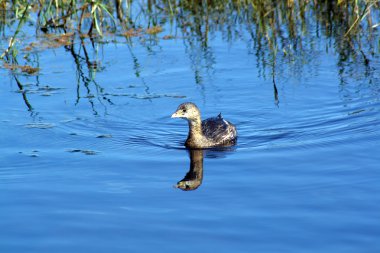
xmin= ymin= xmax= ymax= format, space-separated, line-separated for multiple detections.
xmin=238 ymin=99 xmax=380 ymax=151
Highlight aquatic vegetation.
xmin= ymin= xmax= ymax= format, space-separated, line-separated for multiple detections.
xmin=145 ymin=26 xmax=163 ymax=35
xmin=3 ymin=62 xmax=39 ymax=74
xmin=0 ymin=1 xmax=378 ymax=55
xmin=0 ymin=0 xmax=379 ymax=111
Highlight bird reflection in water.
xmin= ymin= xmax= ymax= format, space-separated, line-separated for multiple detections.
xmin=175 ymin=147 xmax=236 ymax=191
xmin=175 ymin=149 xmax=204 ymax=191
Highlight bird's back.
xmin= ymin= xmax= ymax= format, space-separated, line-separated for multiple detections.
xmin=201 ymin=114 xmax=237 ymax=146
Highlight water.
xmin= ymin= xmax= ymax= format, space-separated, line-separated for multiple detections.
xmin=1 ymin=11 xmax=380 ymax=253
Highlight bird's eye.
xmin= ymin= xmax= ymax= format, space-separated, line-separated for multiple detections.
xmin=182 ymin=109 xmax=186 ymax=113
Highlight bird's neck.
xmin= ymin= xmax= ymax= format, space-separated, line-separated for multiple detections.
xmin=188 ymin=118 xmax=203 ymax=139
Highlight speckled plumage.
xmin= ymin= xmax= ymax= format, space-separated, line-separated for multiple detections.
xmin=171 ymin=102 xmax=237 ymax=148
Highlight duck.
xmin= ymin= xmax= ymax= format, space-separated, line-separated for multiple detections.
xmin=171 ymin=102 xmax=237 ymax=148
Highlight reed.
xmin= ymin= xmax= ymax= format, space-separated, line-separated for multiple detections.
xmin=0 ymin=2 xmax=29 ymax=59
xmin=0 ymin=0 xmax=379 ymax=74
xmin=0 ymin=0 xmax=378 ymax=111
xmin=0 ymin=1 xmax=377 ymax=37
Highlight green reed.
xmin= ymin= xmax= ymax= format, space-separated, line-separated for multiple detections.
xmin=0 ymin=0 xmax=379 ymax=75
xmin=0 ymin=1 xmax=378 ymax=44
xmin=0 ymin=2 xmax=29 ymax=60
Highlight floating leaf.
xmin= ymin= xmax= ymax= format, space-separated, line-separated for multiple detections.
xmin=3 ymin=62 xmax=39 ymax=74
xmin=146 ymin=26 xmax=163 ymax=35
xmin=163 ymin=35 xmax=175 ymax=40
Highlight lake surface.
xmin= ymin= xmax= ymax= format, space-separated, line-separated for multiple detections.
xmin=1 ymin=5 xmax=380 ymax=253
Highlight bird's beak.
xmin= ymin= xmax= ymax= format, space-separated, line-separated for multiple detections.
xmin=171 ymin=111 xmax=180 ymax=118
